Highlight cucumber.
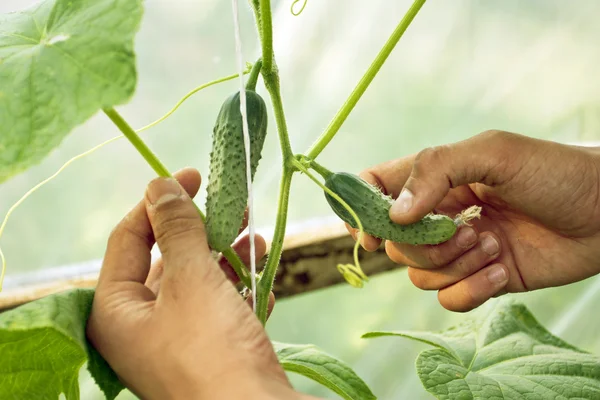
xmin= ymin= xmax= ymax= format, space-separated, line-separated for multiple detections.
xmin=324 ymin=172 xmax=458 ymax=245
xmin=205 ymin=87 xmax=268 ymax=252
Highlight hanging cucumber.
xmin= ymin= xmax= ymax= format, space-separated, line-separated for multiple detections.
xmin=321 ymin=170 xmax=480 ymax=245
xmin=205 ymin=60 xmax=268 ymax=252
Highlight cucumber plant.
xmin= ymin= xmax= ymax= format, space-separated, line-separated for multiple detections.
xmin=0 ymin=0 xmax=598 ymax=399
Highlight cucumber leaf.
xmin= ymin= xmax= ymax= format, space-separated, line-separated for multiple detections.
xmin=0 ymin=0 xmax=143 ymax=183
xmin=273 ymin=341 xmax=377 ymax=400
xmin=363 ymin=301 xmax=600 ymax=400
xmin=0 ymin=288 xmax=125 ymax=400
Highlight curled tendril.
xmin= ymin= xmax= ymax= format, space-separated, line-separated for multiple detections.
xmin=337 ymin=264 xmax=368 ymax=288
xmin=291 ymin=157 xmax=369 ymax=288
xmin=0 ymin=70 xmax=250 ymax=291
xmin=291 ymin=0 xmax=308 ymax=16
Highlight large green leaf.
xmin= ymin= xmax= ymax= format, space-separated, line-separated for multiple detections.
xmin=274 ymin=341 xmax=377 ymax=400
xmin=363 ymin=301 xmax=600 ymax=399
xmin=0 ymin=288 xmax=124 ymax=400
xmin=0 ymin=0 xmax=143 ymax=183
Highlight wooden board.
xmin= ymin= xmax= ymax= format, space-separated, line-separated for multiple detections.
xmin=0 ymin=219 xmax=401 ymax=312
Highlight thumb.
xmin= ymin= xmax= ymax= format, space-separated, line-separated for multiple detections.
xmin=144 ymin=177 xmax=216 ymax=286
xmin=389 ymin=130 xmax=513 ymax=224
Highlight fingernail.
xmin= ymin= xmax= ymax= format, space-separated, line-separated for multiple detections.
xmin=456 ymin=227 xmax=477 ymax=248
xmin=391 ymin=189 xmax=414 ymax=215
xmin=482 ymin=236 xmax=499 ymax=255
xmin=487 ymin=265 xmax=507 ymax=285
xmin=147 ymin=178 xmax=182 ymax=205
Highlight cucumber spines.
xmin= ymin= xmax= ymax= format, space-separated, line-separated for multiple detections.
xmin=324 ymin=172 xmax=458 ymax=245
xmin=205 ymin=89 xmax=268 ymax=252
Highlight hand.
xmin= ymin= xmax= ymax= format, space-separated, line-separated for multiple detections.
xmin=349 ymin=130 xmax=600 ymax=312
xmin=86 ymin=167 xmax=307 ymax=400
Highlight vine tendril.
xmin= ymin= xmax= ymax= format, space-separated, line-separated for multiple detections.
xmin=291 ymin=157 xmax=369 ymax=288
xmin=291 ymin=0 xmax=308 ymax=16
xmin=0 ymin=69 xmax=251 ymax=291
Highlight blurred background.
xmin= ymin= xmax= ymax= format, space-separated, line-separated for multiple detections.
xmin=2 ymin=0 xmax=600 ymax=398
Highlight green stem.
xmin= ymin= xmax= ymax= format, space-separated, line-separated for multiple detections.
xmin=307 ymin=159 xmax=333 ymax=179
xmin=305 ymin=0 xmax=427 ymax=160
xmin=248 ymin=0 xmax=294 ymax=323
xmin=258 ymin=0 xmax=274 ymax=72
xmin=102 ymin=108 xmax=253 ymax=289
xmin=103 ymin=108 xmax=173 ymax=180
xmin=265 ymin=77 xmax=294 ymax=158
xmin=250 ymin=0 xmax=261 ymax=32
xmin=256 ymin=167 xmax=293 ymax=324
xmin=222 ymin=247 xmax=252 ymax=288
xmin=246 ymin=59 xmax=263 ymax=91
xmin=248 ymin=0 xmax=292 ymax=159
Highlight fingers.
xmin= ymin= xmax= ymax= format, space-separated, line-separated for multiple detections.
xmin=246 ymin=291 xmax=276 ymax=319
xmin=385 ymin=226 xmax=480 ymax=269
xmin=361 ymin=156 xmax=414 ymax=199
xmin=388 ymin=131 xmax=514 ymax=225
xmin=145 ymin=258 xmax=164 ymax=295
xmin=100 ymin=199 xmax=153 ymax=288
xmin=406 ymin=232 xmax=501 ymax=289
xmin=146 ymin=233 xmax=268 ymax=296
xmin=171 ymin=167 xmax=203 ymax=198
xmin=346 ymin=223 xmax=381 ymax=252
xmin=224 ymin=234 xmax=274 ymax=318
xmin=437 ymin=263 xmax=509 ymax=312
xmin=219 ymin=234 xmax=267 ymax=283
xmin=146 ymin=234 xmax=273 ymax=313
xmin=144 ymin=175 xmax=219 ymax=294
xmin=399 ymin=230 xmax=506 ymax=312
xmin=99 ymin=168 xmax=202 ymax=290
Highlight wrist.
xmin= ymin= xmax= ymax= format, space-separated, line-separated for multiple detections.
xmin=195 ymin=369 xmax=303 ymax=400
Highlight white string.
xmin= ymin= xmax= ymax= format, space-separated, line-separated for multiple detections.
xmin=231 ymin=0 xmax=257 ymax=312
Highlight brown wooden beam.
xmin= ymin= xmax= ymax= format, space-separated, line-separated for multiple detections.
xmin=0 ymin=221 xmax=401 ymax=312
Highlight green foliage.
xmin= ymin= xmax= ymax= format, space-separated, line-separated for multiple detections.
xmin=0 ymin=288 xmax=376 ymax=400
xmin=0 ymin=0 xmax=143 ymax=183
xmin=274 ymin=341 xmax=377 ymax=400
xmin=363 ymin=301 xmax=600 ymax=399
xmin=4 ymin=0 xmax=599 ymax=399
xmin=0 ymin=289 xmax=123 ymax=400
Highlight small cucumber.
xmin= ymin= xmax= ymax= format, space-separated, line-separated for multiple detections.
xmin=324 ymin=172 xmax=459 ymax=245
xmin=205 ymin=87 xmax=268 ymax=252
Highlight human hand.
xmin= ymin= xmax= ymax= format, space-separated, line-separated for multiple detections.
xmin=349 ymin=130 xmax=600 ymax=312
xmin=86 ymin=167 xmax=305 ymax=400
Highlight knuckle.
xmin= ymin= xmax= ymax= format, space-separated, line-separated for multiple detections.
xmin=414 ymin=146 xmax=435 ymax=166
xmin=415 ymin=145 xmax=450 ymax=167
xmin=412 ymin=146 xmax=453 ymax=184
xmin=481 ymin=129 xmax=512 ymax=143
xmin=451 ymin=256 xmax=471 ymax=277
xmin=425 ymin=247 xmax=447 ymax=268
